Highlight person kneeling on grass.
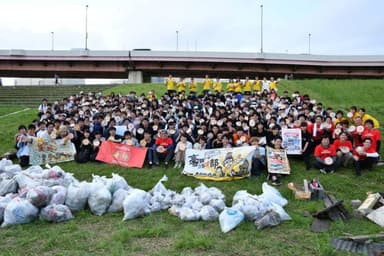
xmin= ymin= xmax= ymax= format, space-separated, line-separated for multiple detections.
xmin=174 ymin=134 xmax=192 ymax=168
xmin=353 ymin=138 xmax=379 ymax=176
xmin=313 ymin=136 xmax=338 ymax=174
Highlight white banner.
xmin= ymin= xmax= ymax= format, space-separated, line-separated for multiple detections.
xmin=282 ymin=128 xmax=302 ymax=155
xmin=182 ymin=146 xmax=255 ymax=181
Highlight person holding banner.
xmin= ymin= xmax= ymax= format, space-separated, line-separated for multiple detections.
xmin=313 ymin=136 xmax=338 ymax=174
xmin=267 ymin=136 xmax=289 ymax=186
xmin=250 ymin=137 xmax=266 ymax=177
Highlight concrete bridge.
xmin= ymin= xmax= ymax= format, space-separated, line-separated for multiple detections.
xmin=0 ymin=49 xmax=383 ymax=82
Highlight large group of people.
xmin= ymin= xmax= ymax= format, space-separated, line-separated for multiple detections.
xmin=14 ymin=75 xmax=381 ymax=185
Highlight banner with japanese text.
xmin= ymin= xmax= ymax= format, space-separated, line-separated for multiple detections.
xmin=281 ymin=128 xmax=302 ymax=155
xmin=96 ymin=141 xmax=147 ymax=168
xmin=266 ymin=147 xmax=291 ymax=175
xmin=182 ymin=146 xmax=254 ymax=181
xmin=29 ymin=138 xmax=76 ymax=166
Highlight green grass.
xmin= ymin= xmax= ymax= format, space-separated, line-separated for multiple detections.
xmin=0 ymin=79 xmax=383 ymax=256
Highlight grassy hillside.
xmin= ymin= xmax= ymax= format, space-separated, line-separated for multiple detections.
xmin=0 ymin=80 xmax=383 ymax=256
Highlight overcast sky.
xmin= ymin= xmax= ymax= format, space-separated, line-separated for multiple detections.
xmin=1 ymin=0 xmax=383 ymax=55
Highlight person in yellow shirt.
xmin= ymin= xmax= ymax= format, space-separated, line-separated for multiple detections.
xmin=234 ymin=79 xmax=242 ymax=93
xmin=213 ymin=78 xmax=222 ymax=93
xmin=165 ymin=75 xmax=176 ymax=95
xmin=189 ymin=77 xmax=197 ymax=96
xmin=269 ymin=77 xmax=278 ymax=92
xmin=253 ymin=76 xmax=261 ymax=93
xmin=243 ymin=76 xmax=252 ymax=95
xmin=177 ymin=78 xmax=186 ymax=94
xmin=202 ymin=74 xmax=212 ymax=95
xmin=359 ymin=108 xmax=380 ymax=128
xmin=226 ymin=79 xmax=235 ymax=93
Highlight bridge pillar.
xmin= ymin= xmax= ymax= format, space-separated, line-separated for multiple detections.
xmin=127 ymin=71 xmax=143 ymax=84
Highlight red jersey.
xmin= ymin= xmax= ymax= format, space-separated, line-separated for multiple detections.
xmin=155 ymin=137 xmax=173 ymax=152
xmin=314 ymin=144 xmax=336 ymax=160
xmin=353 ymin=146 xmax=377 ymax=161
xmin=361 ymin=128 xmax=381 ymax=151
xmin=332 ymin=139 xmax=353 ymax=152
xmin=308 ymin=123 xmax=324 ymax=141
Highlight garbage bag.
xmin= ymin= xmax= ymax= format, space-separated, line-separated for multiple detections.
xmin=122 ymin=189 xmax=150 ymax=220
xmin=40 ymin=204 xmax=73 ymax=223
xmin=261 ymin=182 xmax=288 ymax=207
xmin=4 ymin=165 xmax=22 ymax=177
xmin=209 ymin=199 xmax=226 ymax=212
xmin=0 ymin=175 xmax=18 ymax=196
xmin=179 ymin=207 xmax=200 ymax=221
xmin=15 ymin=173 xmax=40 ymax=190
xmin=49 ymin=186 xmax=67 ymax=205
xmin=1 ymin=197 xmax=39 ymax=227
xmin=26 ymin=186 xmax=54 ymax=208
xmin=0 ymin=158 xmax=12 ymax=172
xmin=254 ymin=210 xmax=281 ymax=229
xmin=65 ymin=182 xmax=90 ymax=212
xmin=105 ymin=173 xmax=131 ymax=194
xmin=219 ymin=207 xmax=244 ymax=233
xmin=0 ymin=195 xmax=13 ymax=223
xmin=149 ymin=175 xmax=168 ymax=195
xmin=200 ymin=205 xmax=219 ymax=221
xmin=267 ymin=202 xmax=291 ymax=221
xmin=88 ymin=184 xmax=112 ymax=216
xmin=108 ymin=189 xmax=129 ymax=213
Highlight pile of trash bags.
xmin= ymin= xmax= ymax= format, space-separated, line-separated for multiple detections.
xmin=0 ymin=159 xmax=291 ymax=232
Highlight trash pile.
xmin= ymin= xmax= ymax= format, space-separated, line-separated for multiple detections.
xmin=0 ymin=159 xmax=291 ymax=232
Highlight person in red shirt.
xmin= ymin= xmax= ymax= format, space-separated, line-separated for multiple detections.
xmin=154 ymin=129 xmax=174 ymax=167
xmin=307 ymin=115 xmax=324 ymax=146
xmin=353 ymin=138 xmax=378 ymax=176
xmin=313 ymin=136 xmax=338 ymax=174
xmin=360 ymin=119 xmax=381 ymax=154
xmin=333 ymin=132 xmax=353 ymax=167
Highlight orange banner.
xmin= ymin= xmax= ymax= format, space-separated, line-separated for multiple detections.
xmin=96 ymin=141 xmax=147 ymax=168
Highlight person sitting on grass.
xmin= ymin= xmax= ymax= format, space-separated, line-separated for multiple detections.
xmin=333 ymin=132 xmax=353 ymax=168
xmin=174 ymin=134 xmax=192 ymax=168
xmin=140 ymin=131 xmax=157 ymax=167
xmin=154 ymin=130 xmax=174 ymax=167
xmin=353 ymin=138 xmax=379 ymax=176
xmin=76 ymin=129 xmax=93 ymax=163
xmin=121 ymin=131 xmax=138 ymax=146
xmin=313 ymin=136 xmax=338 ymax=174
xmin=267 ymin=136 xmax=287 ymax=186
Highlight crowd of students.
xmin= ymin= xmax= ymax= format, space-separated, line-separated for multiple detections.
xmin=14 ymin=75 xmax=381 ymax=185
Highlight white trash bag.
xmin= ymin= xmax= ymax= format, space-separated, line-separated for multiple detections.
xmin=4 ymin=165 xmax=22 ymax=177
xmin=122 ymin=189 xmax=151 ymax=220
xmin=65 ymin=182 xmax=90 ymax=212
xmin=0 ymin=158 xmax=12 ymax=172
xmin=0 ymin=175 xmax=18 ymax=196
xmin=179 ymin=207 xmax=200 ymax=221
xmin=209 ymin=199 xmax=226 ymax=212
xmin=26 ymin=186 xmax=54 ymax=208
xmin=49 ymin=186 xmax=67 ymax=205
xmin=0 ymin=195 xmax=13 ymax=223
xmin=1 ymin=197 xmax=39 ymax=227
xmin=88 ymin=183 xmax=112 ymax=216
xmin=40 ymin=204 xmax=73 ymax=223
xmin=108 ymin=189 xmax=129 ymax=213
xmin=200 ymin=205 xmax=219 ymax=221
xmin=106 ymin=173 xmax=131 ymax=194
xmin=219 ymin=207 xmax=244 ymax=233
xmin=261 ymin=182 xmax=288 ymax=207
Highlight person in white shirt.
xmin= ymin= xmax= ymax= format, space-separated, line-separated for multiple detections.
xmin=174 ymin=134 xmax=192 ymax=168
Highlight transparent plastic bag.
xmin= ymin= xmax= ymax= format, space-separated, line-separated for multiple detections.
xmin=219 ymin=207 xmax=244 ymax=233
xmin=40 ymin=204 xmax=73 ymax=223
xmin=1 ymin=197 xmax=39 ymax=227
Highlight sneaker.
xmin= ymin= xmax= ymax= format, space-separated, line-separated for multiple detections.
xmin=271 ymin=180 xmax=282 ymax=186
xmin=319 ymin=169 xmax=327 ymax=174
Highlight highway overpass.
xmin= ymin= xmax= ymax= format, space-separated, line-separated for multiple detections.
xmin=0 ymin=49 xmax=383 ymax=82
